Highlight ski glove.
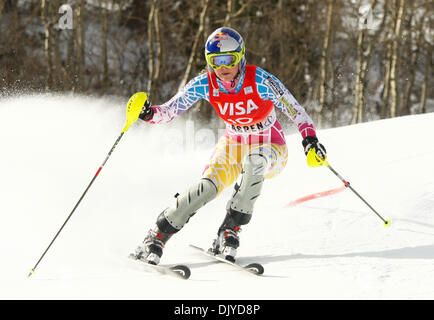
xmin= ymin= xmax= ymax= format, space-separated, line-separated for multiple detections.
xmin=138 ymin=99 xmax=154 ymax=121
xmin=302 ymin=136 xmax=327 ymax=167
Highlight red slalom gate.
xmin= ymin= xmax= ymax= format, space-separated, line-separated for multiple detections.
xmin=284 ymin=185 xmax=346 ymax=208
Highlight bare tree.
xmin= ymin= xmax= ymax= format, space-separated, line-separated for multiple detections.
xmin=352 ymin=0 xmax=388 ymax=124
xmin=75 ymin=0 xmax=85 ymax=91
xmin=317 ymin=0 xmax=334 ymax=127
xmin=0 ymin=0 xmax=5 ymax=21
xmin=224 ymin=0 xmax=233 ymax=27
xmin=401 ymin=3 xmax=429 ymax=115
xmin=178 ymin=0 xmax=210 ymax=92
xmin=153 ymin=0 xmax=163 ymax=96
xmin=41 ymin=0 xmax=53 ymax=91
xmin=101 ymin=0 xmax=109 ymax=92
xmin=146 ymin=0 xmax=163 ymax=101
xmin=52 ymin=0 xmax=63 ymax=90
xmin=389 ymin=0 xmax=405 ymax=118
xmin=65 ymin=13 xmax=75 ymax=91
xmin=419 ymin=42 xmax=431 ymax=114
xmin=146 ymin=0 xmax=156 ymax=97
xmin=381 ymin=41 xmax=392 ymax=118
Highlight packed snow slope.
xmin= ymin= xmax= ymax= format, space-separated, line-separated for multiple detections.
xmin=1 ymin=94 xmax=433 ymax=300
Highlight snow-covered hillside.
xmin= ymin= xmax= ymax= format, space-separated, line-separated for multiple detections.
xmin=1 ymin=94 xmax=433 ymax=300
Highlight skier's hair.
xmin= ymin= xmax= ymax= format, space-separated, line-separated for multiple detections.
xmin=198 ymin=67 xmax=208 ymax=75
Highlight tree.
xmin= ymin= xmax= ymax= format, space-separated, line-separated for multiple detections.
xmin=41 ymin=0 xmax=53 ymax=91
xmin=317 ymin=0 xmax=335 ymax=127
xmin=352 ymin=0 xmax=388 ymax=124
xmin=388 ymin=0 xmax=405 ymax=118
xmin=75 ymin=0 xmax=85 ymax=91
xmin=178 ymin=0 xmax=210 ymax=92
xmin=401 ymin=1 xmax=430 ymax=116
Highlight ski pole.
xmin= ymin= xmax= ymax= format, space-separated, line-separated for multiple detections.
xmin=324 ymin=160 xmax=390 ymax=227
xmin=28 ymin=92 xmax=148 ymax=277
xmin=306 ymin=149 xmax=390 ymax=227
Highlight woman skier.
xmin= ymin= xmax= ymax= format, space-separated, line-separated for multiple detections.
xmin=132 ymin=27 xmax=326 ymax=265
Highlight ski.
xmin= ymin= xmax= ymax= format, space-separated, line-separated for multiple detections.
xmin=128 ymin=253 xmax=191 ymax=280
xmin=189 ymin=244 xmax=264 ymax=276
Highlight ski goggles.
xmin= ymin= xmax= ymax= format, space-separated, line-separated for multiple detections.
xmin=206 ymin=49 xmax=244 ymax=70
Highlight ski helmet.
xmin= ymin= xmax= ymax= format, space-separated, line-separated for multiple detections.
xmin=205 ymin=27 xmax=246 ymax=71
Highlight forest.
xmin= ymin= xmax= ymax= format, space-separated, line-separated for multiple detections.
xmin=0 ymin=0 xmax=432 ymax=129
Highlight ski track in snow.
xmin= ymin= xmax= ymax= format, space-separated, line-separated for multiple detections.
xmin=0 ymin=94 xmax=433 ymax=300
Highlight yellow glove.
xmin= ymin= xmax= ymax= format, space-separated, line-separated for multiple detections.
xmin=302 ymin=136 xmax=327 ymax=167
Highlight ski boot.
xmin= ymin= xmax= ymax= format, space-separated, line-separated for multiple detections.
xmin=209 ymin=206 xmax=248 ymax=263
xmin=210 ymin=224 xmax=241 ymax=263
xmin=134 ymin=226 xmax=173 ymax=265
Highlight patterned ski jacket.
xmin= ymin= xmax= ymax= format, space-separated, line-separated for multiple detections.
xmin=146 ymin=65 xmax=316 ymax=141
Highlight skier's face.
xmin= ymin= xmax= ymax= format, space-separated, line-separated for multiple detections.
xmin=214 ymin=64 xmax=239 ymax=82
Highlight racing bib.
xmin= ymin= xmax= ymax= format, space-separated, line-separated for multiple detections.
xmin=208 ymin=65 xmax=274 ymax=133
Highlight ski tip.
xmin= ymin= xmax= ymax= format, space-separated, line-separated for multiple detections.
xmin=170 ymin=265 xmax=191 ymax=280
xmin=245 ymin=263 xmax=264 ymax=275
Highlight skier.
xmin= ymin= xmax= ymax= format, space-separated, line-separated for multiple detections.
xmin=132 ymin=27 xmax=326 ymax=264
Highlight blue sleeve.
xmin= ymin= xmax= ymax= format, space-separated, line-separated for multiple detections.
xmin=150 ymin=73 xmax=210 ymax=124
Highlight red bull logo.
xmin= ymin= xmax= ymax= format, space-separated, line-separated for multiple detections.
xmin=211 ymin=32 xmax=229 ymax=43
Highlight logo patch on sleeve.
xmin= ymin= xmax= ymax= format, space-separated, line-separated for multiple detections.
xmin=265 ymin=76 xmax=284 ymax=97
xmin=279 ymin=96 xmax=297 ymax=118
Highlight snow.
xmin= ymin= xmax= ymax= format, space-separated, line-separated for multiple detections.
xmin=1 ymin=94 xmax=434 ymax=300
